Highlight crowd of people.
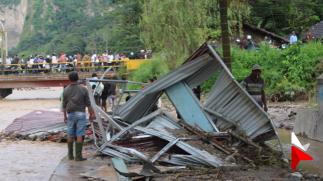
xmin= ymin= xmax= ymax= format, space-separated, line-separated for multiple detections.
xmin=89 ymin=73 xmax=118 ymax=112
xmin=235 ymin=30 xmax=318 ymax=51
xmin=1 ymin=50 xmax=152 ymax=75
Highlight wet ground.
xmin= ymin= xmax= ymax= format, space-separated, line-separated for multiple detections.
xmin=268 ymin=102 xmax=308 ymax=130
xmin=0 ymin=140 xmax=65 ymax=181
xmin=278 ymin=129 xmax=323 ymax=176
xmin=1 ymin=88 xmax=323 ymax=180
xmin=267 ymin=102 xmax=323 ymax=175
xmin=49 ymin=152 xmax=118 ymax=181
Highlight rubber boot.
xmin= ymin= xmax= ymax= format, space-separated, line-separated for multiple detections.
xmin=75 ymin=142 xmax=87 ymax=161
xmin=67 ymin=141 xmax=74 ymax=160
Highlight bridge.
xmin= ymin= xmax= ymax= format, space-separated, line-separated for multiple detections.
xmin=0 ymin=59 xmax=149 ymax=98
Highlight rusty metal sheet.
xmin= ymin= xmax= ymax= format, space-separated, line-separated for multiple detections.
xmin=4 ymin=110 xmax=64 ymax=135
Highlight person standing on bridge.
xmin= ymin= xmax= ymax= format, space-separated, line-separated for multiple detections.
xmin=82 ymin=53 xmax=91 ymax=72
xmin=63 ymin=71 xmax=96 ymax=161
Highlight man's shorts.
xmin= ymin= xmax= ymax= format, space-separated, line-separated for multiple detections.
xmin=67 ymin=112 xmax=87 ymax=137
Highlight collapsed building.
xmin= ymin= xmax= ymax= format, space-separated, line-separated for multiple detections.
xmin=86 ymin=43 xmax=284 ymax=180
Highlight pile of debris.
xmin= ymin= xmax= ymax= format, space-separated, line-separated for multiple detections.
xmin=1 ymin=110 xmax=92 ymax=142
xmin=86 ymin=43 xmax=285 ymax=180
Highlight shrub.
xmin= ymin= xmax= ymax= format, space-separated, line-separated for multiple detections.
xmin=129 ymin=42 xmax=323 ymax=100
xmin=232 ymin=41 xmax=323 ymax=100
xmin=131 ymin=54 xmax=169 ymax=83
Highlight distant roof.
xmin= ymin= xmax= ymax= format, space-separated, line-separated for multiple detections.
xmin=243 ymin=23 xmax=290 ymax=43
xmin=308 ymin=21 xmax=323 ymax=38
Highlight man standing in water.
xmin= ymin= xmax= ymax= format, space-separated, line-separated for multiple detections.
xmin=63 ymin=71 xmax=96 ymax=161
xmin=241 ymin=64 xmax=268 ymax=112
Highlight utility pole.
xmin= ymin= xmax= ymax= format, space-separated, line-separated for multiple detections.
xmin=219 ymin=0 xmax=231 ymax=71
xmin=0 ymin=20 xmax=7 ymax=75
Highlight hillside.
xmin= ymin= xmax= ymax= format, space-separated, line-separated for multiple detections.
xmin=0 ymin=0 xmax=28 ymax=48
xmin=6 ymin=0 xmax=143 ymax=57
xmin=1 ymin=0 xmax=323 ymax=60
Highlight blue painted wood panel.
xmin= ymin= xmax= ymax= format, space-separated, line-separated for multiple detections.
xmin=166 ymin=82 xmax=216 ymax=132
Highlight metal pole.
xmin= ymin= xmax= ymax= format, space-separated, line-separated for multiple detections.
xmin=5 ymin=31 xmax=7 ymax=59
xmin=87 ymin=78 xmax=147 ymax=85
xmin=0 ymin=21 xmax=6 ymax=75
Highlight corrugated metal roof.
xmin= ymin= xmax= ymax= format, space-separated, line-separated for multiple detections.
xmin=204 ymin=45 xmax=278 ymax=141
xmin=4 ymin=110 xmax=64 ymax=135
xmin=309 ymin=21 xmax=323 ymax=38
xmin=116 ymin=54 xmax=216 ymax=123
xmin=116 ymin=43 xmax=279 ymax=143
xmin=90 ymin=43 xmax=283 ymax=169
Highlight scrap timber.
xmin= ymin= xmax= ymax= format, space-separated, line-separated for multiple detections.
xmin=87 ymin=43 xmax=284 ymax=180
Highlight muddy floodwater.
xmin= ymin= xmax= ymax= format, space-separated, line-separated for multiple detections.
xmin=0 ymin=88 xmax=63 ymax=130
xmin=0 ymin=88 xmax=65 ymax=181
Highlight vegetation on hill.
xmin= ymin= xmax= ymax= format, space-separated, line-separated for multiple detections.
xmin=0 ymin=0 xmax=21 ymax=6
xmin=131 ymin=42 xmax=323 ymax=100
xmin=249 ymin=0 xmax=323 ymax=35
xmin=10 ymin=0 xmax=323 ymax=58
xmin=10 ymin=0 xmax=143 ymax=57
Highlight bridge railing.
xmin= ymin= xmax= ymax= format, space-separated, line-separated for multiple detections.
xmin=0 ymin=59 xmax=150 ymax=75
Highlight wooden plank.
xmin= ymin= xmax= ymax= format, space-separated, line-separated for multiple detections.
xmin=166 ymin=82 xmax=217 ymax=132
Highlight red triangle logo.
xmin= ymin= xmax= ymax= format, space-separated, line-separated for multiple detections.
xmin=291 ymin=145 xmax=313 ymax=170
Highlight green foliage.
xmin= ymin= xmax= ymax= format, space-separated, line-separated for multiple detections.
xmin=249 ymin=0 xmax=321 ymax=34
xmin=0 ymin=0 xmax=20 ymax=6
xmin=131 ymin=54 xmax=169 ymax=83
xmin=7 ymin=0 xmax=323 ymax=99
xmin=12 ymin=0 xmax=144 ymax=56
xmin=140 ymin=0 xmax=218 ymax=69
xmin=228 ymin=0 xmax=251 ymax=36
xmin=232 ymin=42 xmax=323 ymax=96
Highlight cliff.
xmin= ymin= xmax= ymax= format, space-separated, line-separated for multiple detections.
xmin=0 ymin=0 xmax=28 ymax=48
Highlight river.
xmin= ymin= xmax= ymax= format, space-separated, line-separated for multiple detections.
xmin=0 ymin=88 xmax=65 ymax=181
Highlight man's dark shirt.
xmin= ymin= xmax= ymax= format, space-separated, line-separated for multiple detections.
xmin=109 ymin=83 xmax=116 ymax=95
xmin=192 ymin=86 xmax=201 ymax=100
xmin=241 ymin=75 xmax=265 ymax=106
xmin=101 ymin=82 xmax=111 ymax=100
xmin=63 ymin=83 xmax=91 ymax=113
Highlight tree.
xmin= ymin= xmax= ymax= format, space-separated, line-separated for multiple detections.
xmin=140 ymin=0 xmax=215 ymax=69
xmin=249 ymin=0 xmax=320 ymax=35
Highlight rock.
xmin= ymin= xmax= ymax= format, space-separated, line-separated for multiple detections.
xmin=304 ymin=173 xmax=320 ymax=180
xmin=289 ymin=111 xmax=297 ymax=117
xmin=284 ymin=124 xmax=294 ymax=130
xmin=282 ymin=158 xmax=289 ymax=164
xmin=225 ymin=155 xmax=236 ymax=163
xmin=289 ymin=172 xmax=302 ymax=181
xmin=28 ymin=135 xmax=37 ymax=141
xmin=278 ymin=123 xmax=284 ymax=128
xmin=10 ymin=133 xmax=17 ymax=139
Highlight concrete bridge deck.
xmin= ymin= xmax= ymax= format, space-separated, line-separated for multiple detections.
xmin=0 ymin=71 xmax=118 ymax=98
